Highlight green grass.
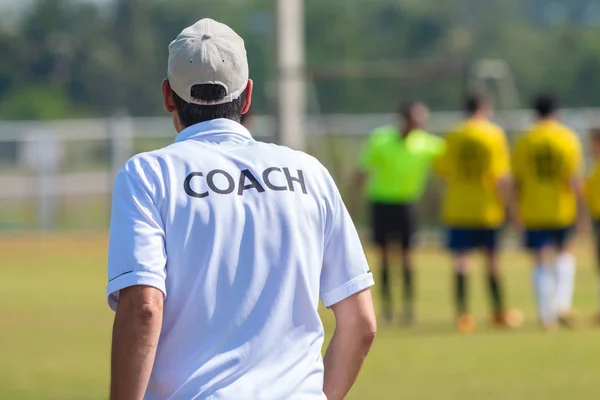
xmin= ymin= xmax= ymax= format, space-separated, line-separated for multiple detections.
xmin=2 ymin=235 xmax=600 ymax=399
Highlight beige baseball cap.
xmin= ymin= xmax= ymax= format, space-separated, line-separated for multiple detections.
xmin=168 ymin=18 xmax=249 ymax=105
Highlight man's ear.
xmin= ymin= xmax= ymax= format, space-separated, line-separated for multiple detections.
xmin=241 ymin=79 xmax=253 ymax=115
xmin=162 ymin=79 xmax=176 ymax=113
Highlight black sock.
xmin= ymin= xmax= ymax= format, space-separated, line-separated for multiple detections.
xmin=596 ymin=239 xmax=600 ymax=274
xmin=455 ymin=271 xmax=467 ymax=315
xmin=402 ymin=267 xmax=413 ymax=308
xmin=488 ymin=273 xmax=504 ymax=314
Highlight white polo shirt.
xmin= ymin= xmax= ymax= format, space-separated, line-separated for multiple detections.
xmin=107 ymin=118 xmax=373 ymax=400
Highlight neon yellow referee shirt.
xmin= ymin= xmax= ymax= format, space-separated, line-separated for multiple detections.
xmin=359 ymin=125 xmax=445 ymax=203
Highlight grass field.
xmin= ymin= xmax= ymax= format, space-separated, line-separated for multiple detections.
xmin=2 ymin=234 xmax=600 ymax=399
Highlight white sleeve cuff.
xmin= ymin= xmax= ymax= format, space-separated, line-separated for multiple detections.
xmin=106 ymin=271 xmax=167 ymax=311
xmin=321 ymin=273 xmax=375 ymax=308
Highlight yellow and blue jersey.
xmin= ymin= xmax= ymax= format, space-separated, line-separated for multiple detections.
xmin=512 ymin=120 xmax=582 ymax=228
xmin=435 ymin=118 xmax=510 ymax=228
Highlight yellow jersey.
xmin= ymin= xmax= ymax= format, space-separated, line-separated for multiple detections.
xmin=512 ymin=120 xmax=582 ymax=228
xmin=586 ymin=162 xmax=600 ymax=219
xmin=435 ymin=119 xmax=510 ymax=228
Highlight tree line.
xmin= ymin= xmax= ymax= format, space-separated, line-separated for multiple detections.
xmin=1 ymin=0 xmax=600 ymax=121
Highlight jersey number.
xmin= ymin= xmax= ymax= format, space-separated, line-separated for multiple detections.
xmin=533 ymin=144 xmax=562 ymax=181
xmin=458 ymin=141 xmax=486 ymax=180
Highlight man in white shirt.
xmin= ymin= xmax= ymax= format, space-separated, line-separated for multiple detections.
xmin=107 ymin=18 xmax=376 ymax=400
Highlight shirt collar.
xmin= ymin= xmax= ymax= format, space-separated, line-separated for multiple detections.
xmin=175 ymin=118 xmax=253 ymax=143
xmin=533 ymin=119 xmax=559 ymax=128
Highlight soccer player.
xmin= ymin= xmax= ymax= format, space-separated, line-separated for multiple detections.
xmin=585 ymin=129 xmax=600 ymax=322
xmin=435 ymin=93 xmax=519 ymax=333
xmin=513 ymin=94 xmax=585 ymax=329
xmin=354 ymin=102 xmax=445 ymax=325
xmin=106 ymin=19 xmax=376 ymax=400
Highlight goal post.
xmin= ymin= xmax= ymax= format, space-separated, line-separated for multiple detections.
xmin=276 ymin=0 xmax=306 ymax=150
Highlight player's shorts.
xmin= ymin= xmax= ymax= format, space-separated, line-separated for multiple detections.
xmin=524 ymin=227 xmax=572 ymax=250
xmin=371 ymin=202 xmax=417 ymax=249
xmin=447 ymin=227 xmax=499 ymax=253
xmin=593 ymin=220 xmax=600 ymax=236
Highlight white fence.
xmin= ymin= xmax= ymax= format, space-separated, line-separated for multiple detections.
xmin=1 ymin=109 xmax=599 ymax=231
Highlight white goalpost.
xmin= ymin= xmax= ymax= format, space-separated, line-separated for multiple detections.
xmin=276 ymin=0 xmax=306 ymax=150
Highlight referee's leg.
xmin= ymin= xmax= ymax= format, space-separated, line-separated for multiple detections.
xmin=399 ymin=204 xmax=417 ymax=326
xmin=372 ymin=203 xmax=393 ymax=322
xmin=379 ymin=241 xmax=393 ymax=323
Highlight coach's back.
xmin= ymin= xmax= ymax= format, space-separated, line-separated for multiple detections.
xmin=107 ymin=119 xmax=371 ymax=399
xmin=106 ymin=18 xmax=375 ymax=400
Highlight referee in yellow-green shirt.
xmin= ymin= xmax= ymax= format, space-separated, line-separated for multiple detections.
xmin=353 ymin=102 xmax=445 ymax=325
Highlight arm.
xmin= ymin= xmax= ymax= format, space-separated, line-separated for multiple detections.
xmin=510 ymin=177 xmax=523 ymax=229
xmin=568 ymin=136 xmax=587 ymax=232
xmin=111 ymin=286 xmax=164 ymax=400
xmin=497 ymin=175 xmax=518 ymax=226
xmin=571 ymin=175 xmax=588 ymax=232
xmin=348 ymin=169 xmax=366 ymax=218
xmin=492 ymin=129 xmax=519 ymax=227
xmin=495 ymin=134 xmax=517 ymax=226
xmin=319 ymin=167 xmax=376 ymax=399
xmin=323 ymin=289 xmax=376 ymax=400
xmin=510 ymin=137 xmax=525 ymax=228
xmin=106 ymin=159 xmax=168 ymax=399
xmin=350 ymin=135 xmax=373 ymax=219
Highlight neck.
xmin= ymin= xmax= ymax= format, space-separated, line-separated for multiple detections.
xmin=469 ymin=112 xmax=487 ymax=120
xmin=538 ymin=116 xmax=556 ymax=123
xmin=401 ymin=124 xmax=414 ymax=137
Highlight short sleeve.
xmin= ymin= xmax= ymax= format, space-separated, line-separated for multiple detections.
xmin=320 ymin=178 xmax=374 ymax=308
xmin=427 ymin=134 xmax=447 ymax=160
xmin=106 ymin=162 xmax=167 ymax=311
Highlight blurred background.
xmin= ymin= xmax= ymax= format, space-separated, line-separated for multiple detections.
xmin=3 ymin=1 xmax=600 ymax=399
xmin=3 ymin=0 xmax=600 ymax=232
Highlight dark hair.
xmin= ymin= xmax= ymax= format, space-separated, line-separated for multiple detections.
xmin=172 ymin=84 xmax=246 ymax=127
xmin=590 ymin=128 xmax=600 ymax=140
xmin=533 ymin=93 xmax=559 ymax=119
xmin=464 ymin=92 xmax=490 ymax=115
xmin=398 ymin=101 xmax=418 ymax=120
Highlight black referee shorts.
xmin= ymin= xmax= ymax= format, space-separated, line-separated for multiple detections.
xmin=371 ymin=202 xmax=417 ymax=250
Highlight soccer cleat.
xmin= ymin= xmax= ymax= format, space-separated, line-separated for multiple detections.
xmin=557 ymin=311 xmax=576 ymax=328
xmin=456 ymin=313 xmax=477 ymax=334
xmin=491 ymin=308 xmax=524 ymax=329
